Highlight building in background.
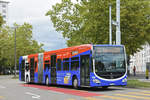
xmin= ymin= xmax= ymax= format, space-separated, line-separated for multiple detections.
xmin=0 ymin=0 xmax=9 ymax=24
xmin=130 ymin=43 xmax=150 ymax=73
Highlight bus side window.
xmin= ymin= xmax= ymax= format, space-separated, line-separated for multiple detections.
xmin=34 ymin=61 xmax=37 ymax=70
xmin=57 ymin=59 xmax=61 ymax=71
xmin=22 ymin=60 xmax=25 ymax=70
xmin=25 ymin=63 xmax=29 ymax=71
xmin=71 ymin=61 xmax=79 ymax=71
xmin=71 ymin=57 xmax=79 ymax=71
xmin=30 ymin=58 xmax=34 ymax=70
xmin=51 ymin=55 xmax=56 ymax=67
xmin=91 ymin=58 xmax=93 ymax=72
xmin=63 ymin=58 xmax=69 ymax=71
xmin=44 ymin=60 xmax=50 ymax=70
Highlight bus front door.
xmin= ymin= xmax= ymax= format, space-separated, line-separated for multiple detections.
xmin=51 ymin=55 xmax=57 ymax=84
xmin=80 ymin=55 xmax=90 ymax=86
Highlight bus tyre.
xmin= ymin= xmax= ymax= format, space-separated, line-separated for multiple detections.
xmin=73 ymin=78 xmax=78 ymax=89
xmin=46 ymin=77 xmax=49 ymax=86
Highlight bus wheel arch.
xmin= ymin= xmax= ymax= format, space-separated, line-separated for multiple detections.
xmin=72 ymin=75 xmax=78 ymax=88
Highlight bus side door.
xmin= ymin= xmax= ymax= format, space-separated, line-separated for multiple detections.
xmin=30 ymin=58 xmax=35 ymax=82
xmin=51 ymin=55 xmax=57 ymax=84
xmin=80 ymin=55 xmax=90 ymax=86
xmin=38 ymin=53 xmax=44 ymax=83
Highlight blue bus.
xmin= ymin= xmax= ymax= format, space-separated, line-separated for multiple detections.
xmin=19 ymin=44 xmax=127 ymax=88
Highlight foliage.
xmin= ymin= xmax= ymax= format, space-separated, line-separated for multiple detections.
xmin=0 ymin=23 xmax=44 ymax=69
xmin=46 ymin=0 xmax=150 ymax=56
xmin=0 ymin=14 xmax=4 ymax=27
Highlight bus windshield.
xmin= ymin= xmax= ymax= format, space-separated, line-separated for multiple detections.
xmin=93 ymin=46 xmax=126 ymax=79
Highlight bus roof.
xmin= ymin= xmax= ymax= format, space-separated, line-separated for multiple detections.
xmin=93 ymin=44 xmax=124 ymax=47
xmin=21 ymin=44 xmax=124 ymax=57
xmin=44 ymin=44 xmax=92 ymax=55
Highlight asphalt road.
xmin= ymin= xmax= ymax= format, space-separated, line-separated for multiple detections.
xmin=0 ymin=76 xmax=150 ymax=100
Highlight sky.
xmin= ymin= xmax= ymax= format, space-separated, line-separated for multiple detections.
xmin=6 ymin=0 xmax=67 ymax=51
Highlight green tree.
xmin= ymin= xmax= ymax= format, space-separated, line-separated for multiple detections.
xmin=0 ymin=14 xmax=4 ymax=27
xmin=46 ymin=0 xmax=150 ymax=56
xmin=0 ymin=26 xmax=13 ymax=72
xmin=0 ymin=23 xmax=44 ymax=70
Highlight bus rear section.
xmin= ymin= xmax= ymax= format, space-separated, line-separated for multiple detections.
xmin=19 ymin=54 xmax=39 ymax=83
xmin=19 ymin=56 xmax=25 ymax=81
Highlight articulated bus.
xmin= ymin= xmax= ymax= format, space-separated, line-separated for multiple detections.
xmin=19 ymin=44 xmax=127 ymax=88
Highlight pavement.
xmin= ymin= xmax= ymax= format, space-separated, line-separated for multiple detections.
xmin=1 ymin=75 xmax=150 ymax=100
xmin=0 ymin=75 xmax=13 ymax=79
xmin=128 ymin=72 xmax=150 ymax=82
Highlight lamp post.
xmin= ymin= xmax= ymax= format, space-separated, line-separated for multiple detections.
xmin=10 ymin=26 xmax=17 ymax=77
xmin=110 ymin=0 xmax=121 ymax=45
xmin=13 ymin=27 xmax=17 ymax=77
xmin=109 ymin=4 xmax=112 ymax=45
xmin=116 ymin=0 xmax=121 ymax=45
xmin=15 ymin=28 xmax=17 ymax=77
xmin=13 ymin=27 xmax=16 ymax=77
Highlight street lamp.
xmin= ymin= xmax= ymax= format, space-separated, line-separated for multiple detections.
xmin=110 ymin=0 xmax=121 ymax=45
xmin=116 ymin=0 xmax=121 ymax=45
xmin=11 ymin=27 xmax=17 ymax=77
xmin=14 ymin=27 xmax=17 ymax=77
xmin=109 ymin=4 xmax=112 ymax=45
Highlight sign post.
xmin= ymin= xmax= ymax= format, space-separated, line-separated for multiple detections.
xmin=146 ymin=62 xmax=150 ymax=79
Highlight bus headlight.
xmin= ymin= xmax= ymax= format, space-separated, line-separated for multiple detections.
xmin=93 ymin=79 xmax=101 ymax=84
xmin=122 ymin=78 xmax=127 ymax=82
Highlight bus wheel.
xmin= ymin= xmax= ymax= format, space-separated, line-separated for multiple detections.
xmin=102 ymin=86 xmax=108 ymax=89
xmin=73 ymin=78 xmax=78 ymax=89
xmin=46 ymin=77 xmax=49 ymax=86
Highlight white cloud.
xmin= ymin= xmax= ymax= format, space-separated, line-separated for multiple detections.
xmin=8 ymin=0 xmax=62 ymax=24
xmin=7 ymin=0 xmax=67 ymax=51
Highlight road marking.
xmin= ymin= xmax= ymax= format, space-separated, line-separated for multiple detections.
xmin=127 ymin=92 xmax=150 ymax=96
xmin=85 ymin=97 xmax=103 ymax=100
xmin=118 ymin=91 xmax=125 ymax=92
xmin=26 ymin=92 xmax=40 ymax=99
xmin=101 ymin=95 xmax=134 ymax=100
xmin=22 ymin=84 xmax=102 ymax=97
xmin=0 ymin=85 xmax=6 ymax=88
xmin=141 ymin=91 xmax=150 ymax=93
xmin=115 ymin=94 xmax=150 ymax=100
xmin=67 ymin=99 xmax=76 ymax=100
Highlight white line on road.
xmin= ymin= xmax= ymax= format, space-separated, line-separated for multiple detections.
xmin=0 ymin=85 xmax=6 ymax=88
xmin=26 ymin=92 xmax=40 ymax=99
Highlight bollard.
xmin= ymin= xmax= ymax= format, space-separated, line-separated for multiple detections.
xmin=146 ymin=69 xmax=149 ymax=79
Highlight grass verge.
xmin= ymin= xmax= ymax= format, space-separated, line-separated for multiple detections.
xmin=126 ymin=79 xmax=150 ymax=88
